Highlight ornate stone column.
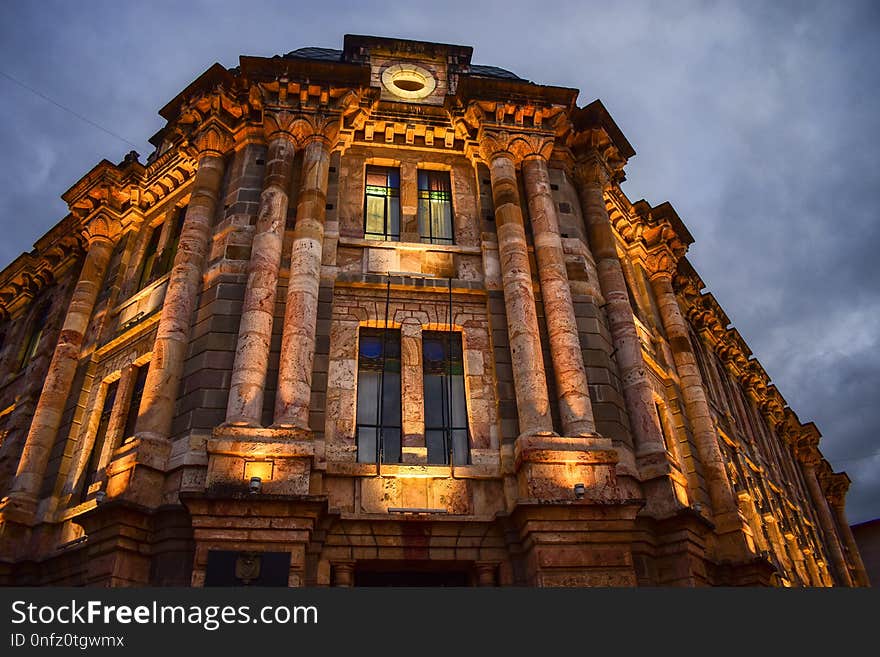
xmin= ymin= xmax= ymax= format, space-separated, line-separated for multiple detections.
xmin=572 ymin=155 xmax=668 ymax=467
xmin=823 ymin=472 xmax=870 ymax=587
xmin=5 ymin=219 xmax=115 ymax=517
xmin=796 ymin=441 xmax=853 ymax=586
xmin=134 ymin=126 xmax=231 ymax=445
xmin=802 ymin=548 xmax=823 ymax=587
xmin=648 ymin=259 xmax=744 ymax=542
xmin=522 ymin=153 xmax=596 ymax=437
xmin=226 ymin=116 xmax=298 ymax=426
xmin=480 ymin=136 xmax=553 ymax=437
xmin=274 ymin=123 xmax=335 ymax=428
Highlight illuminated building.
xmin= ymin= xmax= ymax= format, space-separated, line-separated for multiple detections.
xmin=0 ymin=36 xmax=868 ymax=586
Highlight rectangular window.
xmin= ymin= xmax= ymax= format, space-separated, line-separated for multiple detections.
xmin=417 ymin=170 xmax=453 ymax=244
xmin=356 ymin=328 xmax=401 ymax=463
xmin=364 ymin=166 xmax=400 ymax=241
xmin=79 ymin=380 xmax=118 ymax=502
xmin=655 ymin=401 xmax=674 ymax=454
xmin=19 ymin=304 xmax=49 ymax=371
xmin=121 ymin=365 xmax=149 ymax=443
xmin=137 ymin=227 xmax=162 ymax=291
xmin=154 ymin=205 xmax=187 ymax=279
xmin=422 ymin=331 xmax=469 ymax=465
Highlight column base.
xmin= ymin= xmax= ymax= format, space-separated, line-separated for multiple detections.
xmin=0 ymin=505 xmax=34 ymax=561
xmin=219 ymin=418 xmax=263 ymax=429
xmin=513 ymin=432 xmax=620 ymax=502
xmin=104 ymin=434 xmax=172 ymax=509
xmin=0 ymin=492 xmax=39 ymax=527
xmin=206 ymin=425 xmax=320 ymax=497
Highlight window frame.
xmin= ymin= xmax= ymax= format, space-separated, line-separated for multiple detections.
xmin=363 ymin=166 xmax=401 ymax=242
xmin=18 ymin=303 xmax=50 ymax=371
xmin=121 ymin=364 xmax=149 ymax=444
xmin=422 ymin=330 xmax=470 ymax=465
xmin=416 ymin=169 xmax=454 ymax=245
xmin=136 ymin=224 xmax=163 ymax=291
xmin=355 ymin=327 xmax=402 ymax=464
xmin=78 ymin=378 xmax=119 ymax=502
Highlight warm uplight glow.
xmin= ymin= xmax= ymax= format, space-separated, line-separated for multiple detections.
xmin=244 ymin=460 xmax=273 ymax=482
xmin=381 ymin=63 xmax=436 ymax=100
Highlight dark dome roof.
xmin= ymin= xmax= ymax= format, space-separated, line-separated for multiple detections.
xmin=469 ymin=64 xmax=522 ymax=80
xmin=279 ymin=47 xmax=523 ymax=81
xmin=282 ymin=47 xmax=343 ymax=61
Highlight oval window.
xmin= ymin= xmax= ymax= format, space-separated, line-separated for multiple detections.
xmin=381 ymin=64 xmax=437 ymax=100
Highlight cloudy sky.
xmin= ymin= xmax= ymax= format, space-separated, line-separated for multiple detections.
xmin=0 ymin=1 xmax=877 ymax=523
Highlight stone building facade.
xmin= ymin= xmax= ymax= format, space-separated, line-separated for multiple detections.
xmin=0 ymin=36 xmax=869 ymax=587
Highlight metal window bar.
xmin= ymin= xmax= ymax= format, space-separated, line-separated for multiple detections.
xmin=364 ymin=166 xmax=400 ymax=241
xmin=375 ymin=278 xmax=392 ymax=475
xmin=418 ymin=170 xmax=454 ymax=245
xmin=421 ymin=280 xmax=469 ymax=469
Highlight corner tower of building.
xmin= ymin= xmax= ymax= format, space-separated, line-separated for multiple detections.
xmin=0 ymin=35 xmax=867 ymax=587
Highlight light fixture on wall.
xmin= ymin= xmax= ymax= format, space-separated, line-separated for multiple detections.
xmin=248 ymin=477 xmax=262 ymax=495
xmin=573 ymin=483 xmax=586 ymax=499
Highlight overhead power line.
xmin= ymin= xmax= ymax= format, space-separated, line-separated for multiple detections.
xmin=0 ymin=69 xmax=139 ymax=149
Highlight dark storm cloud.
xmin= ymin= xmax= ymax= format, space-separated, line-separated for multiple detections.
xmin=1 ymin=1 xmax=877 ymax=521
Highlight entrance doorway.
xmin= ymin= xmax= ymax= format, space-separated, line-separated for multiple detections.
xmin=353 ymin=560 xmax=472 ymax=586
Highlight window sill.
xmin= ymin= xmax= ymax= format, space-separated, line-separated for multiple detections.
xmin=339 ymin=236 xmax=481 ymax=255
xmin=110 ymin=272 xmax=172 ymax=319
xmin=326 ymin=461 xmax=500 ymax=479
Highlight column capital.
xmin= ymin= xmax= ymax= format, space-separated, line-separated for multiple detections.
xmin=819 ymin=471 xmax=850 ymax=507
xmin=477 ymin=128 xmax=554 ymax=165
xmin=190 ymin=123 xmax=234 ymax=159
xmin=572 ymin=153 xmax=616 ymax=190
xmin=286 ymin=112 xmax=341 ymax=150
xmin=794 ymin=442 xmax=822 ymax=469
xmin=645 ymin=248 xmax=678 ymax=283
xmin=262 ymin=109 xmax=341 ymax=147
xmin=81 ymin=210 xmax=121 ymax=247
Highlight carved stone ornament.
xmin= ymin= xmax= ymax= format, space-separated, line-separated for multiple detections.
xmin=234 ymin=552 xmax=261 ymax=585
xmin=478 ymin=129 xmax=555 ymax=164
